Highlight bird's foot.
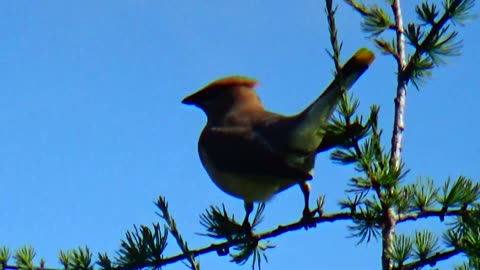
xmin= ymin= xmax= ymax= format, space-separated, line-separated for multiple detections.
xmin=242 ymin=201 xmax=254 ymax=236
xmin=242 ymin=219 xmax=251 ymax=230
xmin=301 ymin=208 xmax=317 ymax=229
xmin=216 ymin=246 xmax=230 ymax=256
xmin=242 ymin=219 xmax=253 ymax=236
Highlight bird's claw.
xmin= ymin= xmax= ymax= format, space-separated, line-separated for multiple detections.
xmin=301 ymin=208 xmax=317 ymax=229
xmin=216 ymin=246 xmax=230 ymax=256
xmin=242 ymin=219 xmax=253 ymax=235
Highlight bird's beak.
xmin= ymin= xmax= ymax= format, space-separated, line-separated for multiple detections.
xmin=181 ymin=94 xmax=196 ymax=105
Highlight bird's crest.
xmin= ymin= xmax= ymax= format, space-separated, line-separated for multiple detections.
xmin=202 ymin=76 xmax=258 ymax=90
xmin=182 ymin=76 xmax=259 ymax=105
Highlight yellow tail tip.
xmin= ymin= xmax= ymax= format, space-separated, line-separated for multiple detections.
xmin=353 ymin=48 xmax=375 ymax=66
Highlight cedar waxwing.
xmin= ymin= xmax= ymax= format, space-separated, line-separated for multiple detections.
xmin=183 ymin=48 xmax=375 ymax=228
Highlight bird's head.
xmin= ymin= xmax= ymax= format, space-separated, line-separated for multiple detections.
xmin=182 ymin=76 xmax=263 ymax=122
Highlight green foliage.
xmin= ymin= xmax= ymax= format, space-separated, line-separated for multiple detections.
xmin=1 ymin=1 xmax=477 ymax=270
xmin=0 ymin=247 xmax=10 ymax=268
xmin=438 ymin=177 xmax=480 ymax=216
xmin=416 ymin=2 xmax=439 ymax=25
xmin=14 ymin=246 xmax=36 ymax=270
xmin=66 ymin=247 xmax=94 ymax=270
xmin=363 ymin=6 xmax=394 ymax=35
xmin=200 ymin=205 xmax=248 ymax=241
xmin=325 ymin=0 xmax=343 ymax=71
xmin=97 ymin=253 xmax=113 ymax=270
xmin=390 ymin=234 xmax=413 ymax=267
xmin=156 ymin=196 xmax=199 ymax=270
xmin=116 ymin=224 xmax=168 ymax=269
xmin=407 ymin=178 xmax=438 ymax=210
xmin=413 ymin=231 xmax=440 ymax=261
xmin=344 ymin=1 xmax=394 ymax=36
xmin=455 ymin=258 xmax=480 ymax=270
xmin=446 ymin=208 xmax=480 ymax=257
xmin=342 ymin=2 xmax=478 ymax=267
xmin=447 ymin=0 xmax=477 ymax=23
xmin=199 ymin=203 xmax=274 ymax=269
xmin=348 ymin=201 xmax=382 ymax=244
xmin=347 ymin=0 xmax=476 ymax=88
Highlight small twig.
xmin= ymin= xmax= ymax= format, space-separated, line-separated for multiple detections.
xmin=156 ymin=197 xmax=199 ymax=270
xmin=344 ymin=0 xmax=368 ymax=16
xmin=401 ymin=0 xmax=465 ymax=82
xmin=325 ymin=4 xmax=389 ymax=257
xmin=1 ymin=267 xmax=57 ymax=270
xmin=398 ymin=209 xmax=463 ymax=222
xmin=345 ymin=0 xmax=397 ymax=31
xmin=325 ymin=0 xmax=342 ymax=73
xmin=395 ymin=248 xmax=460 ymax=270
xmin=390 ymin=0 xmax=407 ymax=171
xmin=161 ymin=212 xmax=352 ymax=266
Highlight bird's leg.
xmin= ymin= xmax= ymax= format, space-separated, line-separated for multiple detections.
xmin=242 ymin=201 xmax=254 ymax=231
xmin=300 ymin=181 xmax=311 ymax=218
xmin=299 ymin=182 xmax=316 ymax=228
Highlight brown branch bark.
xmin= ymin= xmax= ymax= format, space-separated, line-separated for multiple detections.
xmin=1 ymin=267 xmax=58 ymax=270
xmin=5 ymin=209 xmax=463 ymax=270
xmin=398 ymin=209 xmax=462 ymax=222
xmin=388 ymin=2 xmax=466 ymax=268
xmin=325 ymin=0 xmax=341 ymax=72
xmin=1 ymin=212 xmax=353 ymax=270
xmin=390 ymin=0 xmax=407 ymax=176
xmin=385 ymin=1 xmax=407 ymax=269
xmin=395 ymin=248 xmax=461 ymax=270
xmin=161 ymin=212 xmax=352 ymax=266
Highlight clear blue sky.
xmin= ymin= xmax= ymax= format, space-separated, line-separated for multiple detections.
xmin=1 ymin=1 xmax=479 ymax=269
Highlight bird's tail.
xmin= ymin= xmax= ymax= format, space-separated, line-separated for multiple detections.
xmin=288 ymin=48 xmax=375 ymax=152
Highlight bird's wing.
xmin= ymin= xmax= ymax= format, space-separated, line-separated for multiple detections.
xmin=286 ymin=48 xmax=375 ymax=153
xmin=199 ymin=126 xmax=313 ymax=181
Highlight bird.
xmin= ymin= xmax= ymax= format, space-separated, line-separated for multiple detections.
xmin=182 ymin=48 xmax=375 ymax=229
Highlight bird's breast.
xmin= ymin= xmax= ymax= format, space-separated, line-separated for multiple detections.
xmin=198 ymin=145 xmax=296 ymax=202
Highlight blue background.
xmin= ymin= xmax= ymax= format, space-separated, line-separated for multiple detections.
xmin=0 ymin=1 xmax=479 ymax=269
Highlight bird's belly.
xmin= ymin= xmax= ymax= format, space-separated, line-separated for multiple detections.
xmin=199 ymin=152 xmax=296 ymax=202
xmin=212 ymin=172 xmax=296 ymax=202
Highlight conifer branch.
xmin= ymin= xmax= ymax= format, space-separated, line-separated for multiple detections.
xmin=390 ymin=0 xmax=407 ymax=171
xmin=384 ymin=1 xmax=407 ymax=269
xmin=325 ymin=0 xmax=342 ymax=73
xmin=396 ymin=248 xmax=460 ymax=270
xmin=156 ymin=197 xmax=199 ymax=270
xmin=402 ymin=0 xmax=469 ymax=82
xmin=161 ymin=211 xmax=352 ymax=267
xmin=398 ymin=209 xmax=463 ymax=222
